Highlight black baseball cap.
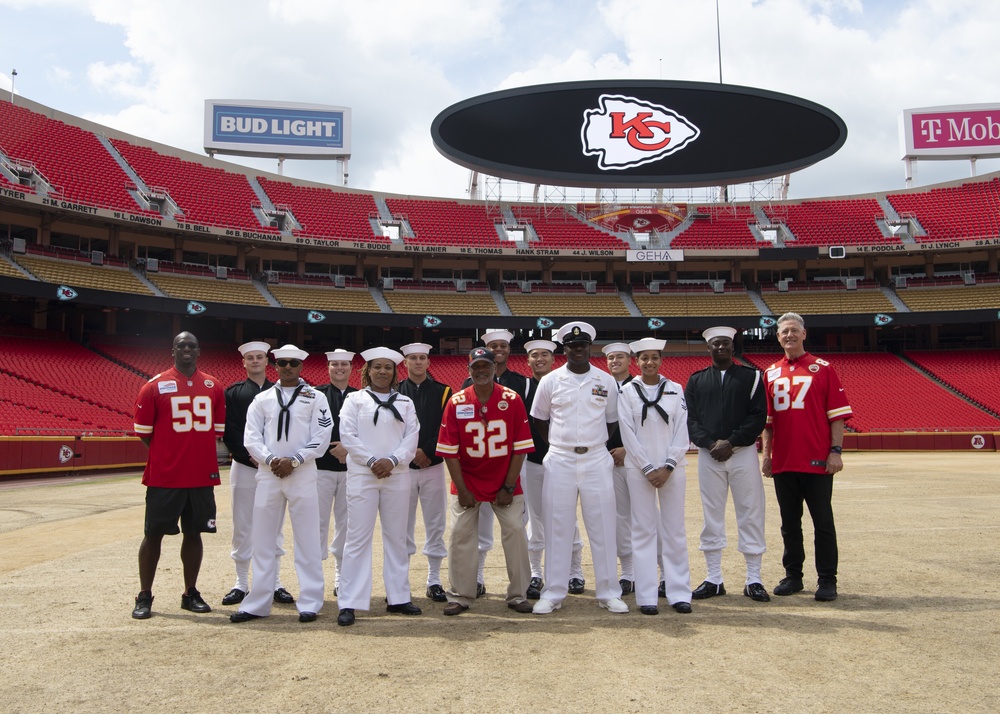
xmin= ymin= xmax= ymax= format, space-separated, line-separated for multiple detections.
xmin=469 ymin=347 xmax=496 ymax=364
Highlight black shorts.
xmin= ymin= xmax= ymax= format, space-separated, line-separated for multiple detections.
xmin=144 ymin=486 xmax=217 ymax=537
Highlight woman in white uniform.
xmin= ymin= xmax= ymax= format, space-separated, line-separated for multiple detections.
xmin=617 ymin=338 xmax=692 ymax=615
xmin=336 ymin=347 xmax=421 ymax=626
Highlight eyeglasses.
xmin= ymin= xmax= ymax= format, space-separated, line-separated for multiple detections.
xmin=275 ymin=359 xmax=302 ymax=368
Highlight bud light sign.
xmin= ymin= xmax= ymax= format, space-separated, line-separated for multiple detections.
xmin=205 ymin=100 xmax=352 ymax=159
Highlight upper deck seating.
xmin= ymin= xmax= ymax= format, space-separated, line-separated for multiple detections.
xmin=509 ymin=206 xmax=628 ymax=248
xmin=887 ymin=178 xmax=1000 ymax=242
xmin=387 ymin=199 xmax=501 ymax=246
xmin=257 ymin=177 xmax=381 ymax=241
xmin=670 ymin=206 xmax=759 ymax=248
xmin=765 ymin=199 xmax=898 ymax=246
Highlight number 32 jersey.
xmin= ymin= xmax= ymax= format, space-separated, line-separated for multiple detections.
xmin=436 ymin=385 xmax=534 ymax=502
xmin=765 ymin=353 xmax=852 ymax=475
xmin=134 ymin=367 xmax=226 ymax=488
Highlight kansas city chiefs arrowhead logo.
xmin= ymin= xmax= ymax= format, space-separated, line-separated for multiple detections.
xmin=423 ymin=315 xmax=442 ymax=328
xmin=57 ymin=285 xmax=78 ymax=301
xmin=874 ymin=313 xmax=893 ymax=326
xmin=307 ymin=310 xmax=326 ymax=324
xmin=186 ymin=301 xmax=206 ymax=315
xmin=647 ymin=318 xmax=665 ymax=330
xmin=759 ymin=316 xmax=777 ymax=329
xmin=582 ymin=94 xmax=700 ymax=170
xmin=536 ymin=317 xmax=554 ymax=329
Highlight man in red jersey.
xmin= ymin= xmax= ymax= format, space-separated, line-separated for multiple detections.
xmin=131 ymin=332 xmax=226 ymax=619
xmin=762 ymin=313 xmax=852 ymax=603
xmin=436 ymin=347 xmax=534 ymax=615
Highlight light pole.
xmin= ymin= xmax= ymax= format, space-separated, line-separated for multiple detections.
xmin=10 ymin=69 xmax=16 ymax=104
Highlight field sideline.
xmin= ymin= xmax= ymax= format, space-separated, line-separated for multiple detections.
xmin=1 ymin=452 xmax=998 ymax=713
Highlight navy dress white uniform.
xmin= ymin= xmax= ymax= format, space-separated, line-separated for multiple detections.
xmin=617 ymin=338 xmax=692 ymax=613
xmin=337 ymin=348 xmax=420 ymax=617
xmin=603 ymin=342 xmax=635 ymax=591
xmin=530 ymin=321 xmax=627 ymax=614
xmin=685 ymin=326 xmax=769 ymax=602
xmin=398 ymin=342 xmax=452 ymax=601
xmin=314 ymin=349 xmax=357 ymax=593
xmin=239 ymin=345 xmax=331 ymax=619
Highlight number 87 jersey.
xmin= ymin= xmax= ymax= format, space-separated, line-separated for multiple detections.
xmin=436 ymin=385 xmax=535 ymax=502
xmin=134 ymin=366 xmax=226 ymax=488
xmin=764 ymin=353 xmax=852 ymax=475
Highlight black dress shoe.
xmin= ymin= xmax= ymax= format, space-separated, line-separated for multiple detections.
xmin=526 ymin=577 xmax=543 ymax=600
xmin=181 ymin=588 xmax=212 ymax=613
xmin=815 ymin=580 xmax=838 ymax=602
xmin=337 ymin=608 xmax=355 ymax=626
xmin=132 ymin=592 xmax=153 ymax=620
xmin=691 ymin=581 xmax=726 ymax=599
xmin=230 ymin=610 xmax=263 ymax=623
xmin=221 ymin=588 xmax=247 ymax=606
xmin=426 ymin=584 xmax=447 ymax=602
xmin=773 ymin=577 xmax=804 ymax=596
xmin=298 ymin=611 xmax=317 ymax=623
xmin=476 ymin=582 xmax=486 ymax=598
xmin=508 ymin=600 xmax=534 ymax=613
xmin=658 ymin=581 xmax=666 ymax=599
xmin=386 ymin=601 xmax=422 ymax=616
xmin=639 ymin=605 xmax=659 ymax=615
xmin=672 ymin=602 xmax=692 ymax=614
xmin=568 ymin=578 xmax=585 ymax=595
xmin=743 ymin=582 xmax=771 ymax=602
xmin=619 ymin=578 xmax=634 ymax=596
xmin=273 ymin=587 xmax=295 ymax=604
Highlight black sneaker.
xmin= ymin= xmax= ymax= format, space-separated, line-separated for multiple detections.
xmin=773 ymin=577 xmax=804 ymax=596
xmin=568 ymin=578 xmax=585 ymax=595
xmin=619 ymin=578 xmax=635 ymax=596
xmin=426 ymin=584 xmax=447 ymax=602
xmin=132 ymin=591 xmax=153 ymax=620
xmin=181 ymin=587 xmax=211 ymax=613
xmin=815 ymin=580 xmax=838 ymax=602
xmin=526 ymin=577 xmax=543 ymax=600
xmin=743 ymin=582 xmax=771 ymax=602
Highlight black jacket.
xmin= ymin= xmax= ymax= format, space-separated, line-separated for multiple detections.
xmin=314 ymin=384 xmax=357 ymax=472
xmin=684 ymin=363 xmax=767 ymax=449
xmin=223 ymin=378 xmax=274 ymax=467
xmin=398 ymin=376 xmax=452 ymax=469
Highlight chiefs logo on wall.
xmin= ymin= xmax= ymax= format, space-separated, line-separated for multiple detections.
xmin=582 ymin=94 xmax=700 ymax=170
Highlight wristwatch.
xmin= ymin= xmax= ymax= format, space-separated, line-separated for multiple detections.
xmin=829 ymin=446 xmax=843 ymax=455
xmin=500 ymin=484 xmax=515 ymax=494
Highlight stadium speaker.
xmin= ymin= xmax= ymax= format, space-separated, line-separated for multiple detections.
xmin=829 ymin=246 xmax=846 ymax=259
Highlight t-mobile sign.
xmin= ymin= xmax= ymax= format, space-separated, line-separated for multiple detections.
xmin=900 ymin=104 xmax=1000 ymax=159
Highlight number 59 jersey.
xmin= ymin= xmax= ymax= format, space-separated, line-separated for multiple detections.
xmin=764 ymin=353 xmax=852 ymax=475
xmin=436 ymin=385 xmax=534 ymax=502
xmin=133 ymin=366 xmax=226 ymax=488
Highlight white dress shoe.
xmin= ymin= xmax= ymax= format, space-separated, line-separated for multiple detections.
xmin=532 ymin=598 xmax=562 ymax=614
xmin=599 ymin=597 xmax=629 ymax=614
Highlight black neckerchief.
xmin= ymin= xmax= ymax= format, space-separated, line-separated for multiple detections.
xmin=367 ymin=389 xmax=403 ymax=425
xmin=632 ymin=379 xmax=669 ymax=426
xmin=275 ymin=383 xmax=305 ymax=441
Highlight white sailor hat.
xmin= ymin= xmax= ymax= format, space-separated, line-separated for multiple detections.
xmin=271 ymin=344 xmax=308 ymax=361
xmin=602 ymin=342 xmax=631 ymax=356
xmin=524 ymin=339 xmax=557 ymax=354
xmin=400 ymin=343 xmax=433 ymax=357
xmin=629 ymin=337 xmax=666 ymax=355
xmin=360 ymin=347 xmax=404 ymax=365
xmin=325 ymin=349 xmax=355 ymax=362
xmin=555 ymin=321 xmax=596 ymax=344
xmin=702 ymin=326 xmax=738 ymax=343
xmin=481 ymin=329 xmax=514 ymax=345
xmin=238 ymin=341 xmax=271 ymax=356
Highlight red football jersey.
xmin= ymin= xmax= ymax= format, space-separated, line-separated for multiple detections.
xmin=437 ymin=384 xmax=534 ymax=502
xmin=765 ymin=353 xmax=852 ymax=475
xmin=134 ymin=367 xmax=226 ymax=488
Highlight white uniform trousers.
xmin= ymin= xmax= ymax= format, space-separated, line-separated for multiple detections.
xmin=406 ymin=463 xmax=448 ymax=569
xmin=522 ymin=459 xmax=584 ymax=579
xmin=316 ymin=468 xmax=348 ymax=576
xmin=612 ymin=463 xmax=633 ymax=569
xmin=240 ymin=465 xmax=324 ymax=616
xmin=626 ymin=465 xmax=691 ymax=607
xmin=539 ymin=446 xmax=620 ymax=603
xmin=337 ymin=469 xmax=413 ymax=610
xmin=697 ymin=446 xmax=767 ymax=555
xmin=229 ymin=460 xmax=285 ymax=591
xmin=446 ymin=495 xmax=530 ymax=607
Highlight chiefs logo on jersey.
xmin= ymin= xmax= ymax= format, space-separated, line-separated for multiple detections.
xmin=582 ymin=94 xmax=700 ymax=170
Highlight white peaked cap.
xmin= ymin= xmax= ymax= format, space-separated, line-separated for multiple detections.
xmin=629 ymin=337 xmax=666 ymax=355
xmin=271 ymin=344 xmax=308 ymax=361
xmin=325 ymin=349 xmax=355 ymax=362
xmin=602 ymin=342 xmax=631 ymax=356
xmin=703 ymin=326 xmax=738 ymax=343
xmin=524 ymin=339 xmax=556 ymax=353
xmin=361 ymin=347 xmax=404 ymax=365
xmin=238 ymin=341 xmax=271 ymax=356
xmin=400 ymin=343 xmax=433 ymax=356
xmin=555 ymin=321 xmax=596 ymax=344
xmin=481 ymin=329 xmax=514 ymax=344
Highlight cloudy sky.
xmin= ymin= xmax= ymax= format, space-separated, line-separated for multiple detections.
xmin=2 ymin=0 xmax=999 ymax=202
